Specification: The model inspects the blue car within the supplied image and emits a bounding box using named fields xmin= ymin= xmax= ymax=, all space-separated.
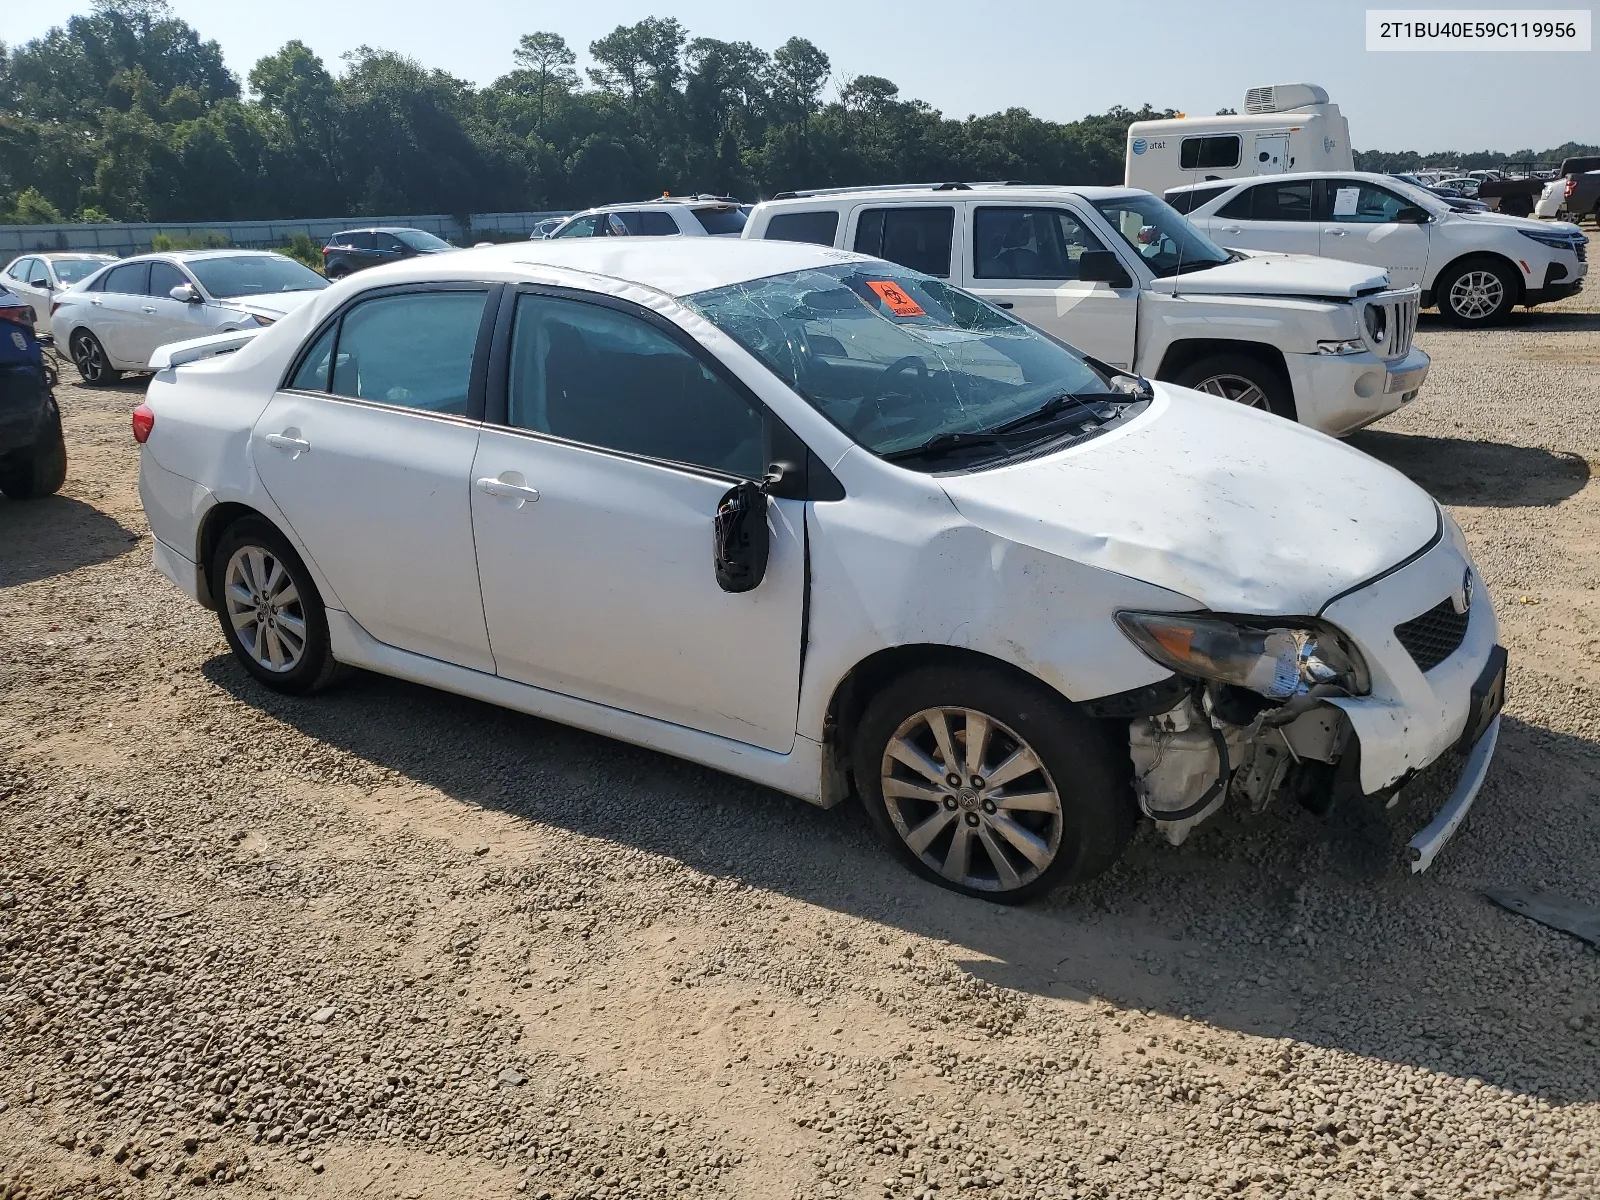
xmin=0 ymin=288 xmax=66 ymax=499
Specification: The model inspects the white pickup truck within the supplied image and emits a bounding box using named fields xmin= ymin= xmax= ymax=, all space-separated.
xmin=743 ymin=183 xmax=1429 ymax=437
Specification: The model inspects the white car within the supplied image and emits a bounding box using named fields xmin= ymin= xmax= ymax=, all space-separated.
xmin=745 ymin=183 xmax=1429 ymax=438
xmin=134 ymin=239 xmax=1504 ymax=899
xmin=549 ymin=195 xmax=750 ymax=239
xmin=1168 ymin=171 xmax=1588 ymax=326
xmin=53 ymin=250 xmax=329 ymax=385
xmin=2 ymin=252 xmax=117 ymax=335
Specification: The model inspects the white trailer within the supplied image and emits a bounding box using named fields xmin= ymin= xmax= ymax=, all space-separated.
xmin=1125 ymin=84 xmax=1353 ymax=197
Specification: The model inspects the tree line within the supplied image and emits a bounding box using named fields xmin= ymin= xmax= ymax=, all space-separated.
xmin=2 ymin=1 xmax=1593 ymax=227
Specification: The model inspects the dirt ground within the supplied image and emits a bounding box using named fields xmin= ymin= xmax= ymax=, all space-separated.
xmin=1 ymin=293 xmax=1597 ymax=1200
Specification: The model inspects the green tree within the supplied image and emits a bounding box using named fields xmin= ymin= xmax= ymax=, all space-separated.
xmin=511 ymin=32 xmax=577 ymax=130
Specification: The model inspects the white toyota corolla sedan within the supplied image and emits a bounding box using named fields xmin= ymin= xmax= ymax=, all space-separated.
xmin=134 ymin=239 xmax=1505 ymax=901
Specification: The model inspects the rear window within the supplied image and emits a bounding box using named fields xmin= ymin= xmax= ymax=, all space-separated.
xmin=1164 ymin=185 xmax=1230 ymax=214
xmin=762 ymin=210 xmax=841 ymax=246
xmin=1179 ymin=135 xmax=1241 ymax=171
xmin=853 ymin=207 xmax=955 ymax=278
xmin=692 ymin=206 xmax=748 ymax=236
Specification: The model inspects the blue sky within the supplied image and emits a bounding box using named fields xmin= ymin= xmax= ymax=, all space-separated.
xmin=3 ymin=0 xmax=1593 ymax=151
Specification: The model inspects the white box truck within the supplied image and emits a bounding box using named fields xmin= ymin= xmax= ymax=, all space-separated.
xmin=1126 ymin=84 xmax=1353 ymax=197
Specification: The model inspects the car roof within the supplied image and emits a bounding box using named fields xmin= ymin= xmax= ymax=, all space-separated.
xmin=754 ymin=184 xmax=1149 ymax=208
xmin=1166 ymin=170 xmax=1399 ymax=194
xmin=332 ymin=226 xmax=432 ymax=235
xmin=108 ymin=249 xmax=286 ymax=264
xmin=570 ymin=197 xmax=739 ymax=215
xmin=31 ymin=252 xmax=116 ymax=260
xmin=342 ymin=237 xmax=877 ymax=300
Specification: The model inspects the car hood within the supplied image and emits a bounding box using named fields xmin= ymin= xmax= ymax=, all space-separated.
xmin=1147 ymin=253 xmax=1391 ymax=298
xmin=1452 ymin=211 xmax=1584 ymax=236
xmin=937 ymin=383 xmax=1439 ymax=616
xmin=218 ymin=291 xmax=325 ymax=321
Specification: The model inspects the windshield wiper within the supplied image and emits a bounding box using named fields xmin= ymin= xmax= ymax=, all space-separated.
xmin=990 ymin=391 xmax=1119 ymax=436
xmin=882 ymin=430 xmax=1005 ymax=463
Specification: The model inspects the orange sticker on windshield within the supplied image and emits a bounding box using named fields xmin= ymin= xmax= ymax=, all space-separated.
xmin=867 ymin=280 xmax=925 ymax=316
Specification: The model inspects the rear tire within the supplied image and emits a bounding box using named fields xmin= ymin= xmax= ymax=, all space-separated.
xmin=0 ymin=400 xmax=67 ymax=500
xmin=69 ymin=329 xmax=122 ymax=386
xmin=1171 ymin=353 xmax=1297 ymax=422
xmin=852 ymin=664 xmax=1133 ymax=903
xmin=1435 ymin=257 xmax=1518 ymax=327
xmin=209 ymin=517 xmax=343 ymax=694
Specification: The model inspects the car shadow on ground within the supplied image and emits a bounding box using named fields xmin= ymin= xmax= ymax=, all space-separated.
xmin=204 ymin=655 xmax=1600 ymax=1106
xmin=1349 ymin=429 xmax=1590 ymax=507
xmin=0 ymin=493 xmax=139 ymax=586
xmin=1417 ymin=309 xmax=1600 ymax=333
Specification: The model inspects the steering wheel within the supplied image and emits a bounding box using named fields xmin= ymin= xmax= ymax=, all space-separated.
xmin=882 ymin=356 xmax=929 ymax=384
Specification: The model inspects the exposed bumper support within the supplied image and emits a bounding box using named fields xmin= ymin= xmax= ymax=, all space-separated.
xmin=1407 ymin=714 xmax=1500 ymax=874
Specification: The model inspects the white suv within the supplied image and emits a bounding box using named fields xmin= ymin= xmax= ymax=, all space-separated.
xmin=744 ymin=183 xmax=1429 ymax=437
xmin=549 ymin=195 xmax=750 ymax=239
xmin=1168 ymin=171 xmax=1588 ymax=326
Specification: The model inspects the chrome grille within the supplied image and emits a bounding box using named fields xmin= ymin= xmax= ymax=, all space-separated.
xmin=1360 ymin=288 xmax=1419 ymax=359
xmin=1394 ymin=598 xmax=1469 ymax=673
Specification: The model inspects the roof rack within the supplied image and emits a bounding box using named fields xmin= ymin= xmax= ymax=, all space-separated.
xmin=644 ymin=193 xmax=743 ymax=205
xmin=768 ymin=181 xmax=1027 ymax=201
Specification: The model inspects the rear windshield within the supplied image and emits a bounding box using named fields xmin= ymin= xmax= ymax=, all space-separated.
xmin=189 ymin=255 xmax=329 ymax=299
xmin=394 ymin=229 xmax=453 ymax=251
xmin=54 ymin=258 xmax=110 ymax=284
xmin=692 ymin=206 xmax=748 ymax=236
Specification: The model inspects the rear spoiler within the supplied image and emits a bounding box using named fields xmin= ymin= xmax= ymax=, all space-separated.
xmin=149 ymin=328 xmax=261 ymax=371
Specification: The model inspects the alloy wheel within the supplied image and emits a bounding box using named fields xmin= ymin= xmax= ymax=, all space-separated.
xmin=72 ymin=332 xmax=106 ymax=384
xmin=1191 ymin=373 xmax=1270 ymax=409
xmin=224 ymin=545 xmax=307 ymax=673
xmin=879 ymin=707 xmax=1063 ymax=893
xmin=1447 ymin=270 xmax=1505 ymax=321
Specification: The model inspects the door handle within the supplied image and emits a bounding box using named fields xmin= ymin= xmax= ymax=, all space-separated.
xmin=141 ymin=306 xmax=157 ymax=314
xmin=1218 ymin=226 xmax=1242 ymax=234
xmin=264 ymin=432 xmax=311 ymax=455
xmin=994 ymin=301 xmax=1015 ymax=309
xmin=90 ymin=298 xmax=103 ymax=306
xmin=476 ymin=476 xmax=540 ymax=504
xmin=1325 ymin=228 xmax=1348 ymax=237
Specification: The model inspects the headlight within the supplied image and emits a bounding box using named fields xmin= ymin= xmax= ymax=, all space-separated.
xmin=1115 ymin=611 xmax=1370 ymax=700
xmin=1316 ymin=338 xmax=1365 ymax=355
xmin=1517 ymin=228 xmax=1579 ymax=252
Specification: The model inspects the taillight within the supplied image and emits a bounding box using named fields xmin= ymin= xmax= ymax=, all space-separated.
xmin=1565 ymin=178 xmax=1577 ymax=198
xmin=132 ymin=404 xmax=155 ymax=444
xmin=0 ymin=304 xmax=34 ymax=332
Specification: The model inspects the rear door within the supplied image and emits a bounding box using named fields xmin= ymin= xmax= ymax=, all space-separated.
xmin=1203 ymin=180 xmax=1320 ymax=256
xmin=251 ymin=284 xmax=498 ymax=671
xmin=961 ymin=203 xmax=1137 ymax=367
xmin=1318 ymin=178 xmax=1431 ymax=288
xmin=90 ymin=261 xmax=151 ymax=365
xmin=1251 ymin=134 xmax=1290 ymax=174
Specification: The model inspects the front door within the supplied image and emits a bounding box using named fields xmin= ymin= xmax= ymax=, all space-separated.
xmin=962 ymin=204 xmax=1138 ymax=368
xmin=1318 ymin=179 xmax=1432 ymax=289
xmin=1252 ymin=134 xmax=1289 ymax=174
xmin=470 ymin=291 xmax=804 ymax=751
xmin=251 ymin=286 xmax=497 ymax=671
xmin=133 ymin=261 xmax=215 ymax=364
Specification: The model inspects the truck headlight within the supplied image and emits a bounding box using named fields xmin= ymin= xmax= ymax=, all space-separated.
xmin=1316 ymin=338 xmax=1365 ymax=355
xmin=1115 ymin=611 xmax=1370 ymax=700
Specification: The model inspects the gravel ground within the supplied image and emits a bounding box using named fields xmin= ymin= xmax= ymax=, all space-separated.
xmin=1 ymin=294 xmax=1597 ymax=1200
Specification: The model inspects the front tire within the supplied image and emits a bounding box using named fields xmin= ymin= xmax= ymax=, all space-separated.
xmin=1435 ymin=258 xmax=1518 ymax=327
xmin=210 ymin=517 xmax=342 ymax=694
xmin=852 ymin=665 xmax=1133 ymax=903
xmin=0 ymin=400 xmax=67 ymax=500
xmin=69 ymin=329 xmax=122 ymax=386
xmin=1170 ymin=353 xmax=1297 ymax=421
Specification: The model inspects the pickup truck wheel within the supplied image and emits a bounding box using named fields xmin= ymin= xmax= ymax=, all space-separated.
xmin=852 ymin=665 xmax=1132 ymax=903
xmin=69 ymin=330 xmax=122 ymax=386
xmin=210 ymin=517 xmax=343 ymax=694
xmin=0 ymin=401 xmax=67 ymax=500
xmin=1171 ymin=354 xmax=1297 ymax=421
xmin=1436 ymin=258 xmax=1517 ymax=327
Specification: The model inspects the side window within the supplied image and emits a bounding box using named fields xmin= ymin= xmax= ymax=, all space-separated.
xmin=1220 ymin=183 xmax=1312 ymax=221
xmin=31 ymin=260 xmax=54 ymax=287
xmin=1179 ymin=135 xmax=1241 ymax=171
xmin=290 ymin=324 xmax=336 ymax=392
xmin=972 ymin=207 xmax=1109 ymax=280
xmin=853 ymin=207 xmax=955 ymax=277
xmin=372 ymin=233 xmax=404 ymax=253
xmin=8 ymin=257 xmax=35 ymax=282
xmin=103 ymin=262 xmax=150 ymax=294
xmin=763 ymin=210 xmax=840 ymax=246
xmin=554 ymin=215 xmax=603 ymax=238
xmin=1164 ymin=185 xmax=1229 ymax=214
xmin=608 ymin=211 xmax=678 ymax=235
xmin=148 ymin=262 xmax=188 ymax=297
xmin=506 ymin=294 xmax=767 ymax=479
xmin=1327 ymin=182 xmax=1410 ymax=223
xmin=329 ymin=290 xmax=488 ymax=415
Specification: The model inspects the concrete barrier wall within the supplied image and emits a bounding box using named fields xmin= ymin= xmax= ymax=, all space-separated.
xmin=0 ymin=211 xmax=574 ymax=257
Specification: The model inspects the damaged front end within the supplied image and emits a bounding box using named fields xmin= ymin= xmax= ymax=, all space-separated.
xmin=1115 ymin=611 xmax=1365 ymax=844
